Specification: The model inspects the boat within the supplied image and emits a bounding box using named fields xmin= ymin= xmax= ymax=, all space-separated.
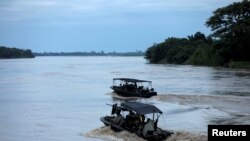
xmin=100 ymin=102 xmax=173 ymax=141
xmin=110 ymin=78 xmax=157 ymax=98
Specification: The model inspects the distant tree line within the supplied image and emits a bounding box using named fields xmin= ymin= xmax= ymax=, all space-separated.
xmin=145 ymin=0 xmax=250 ymax=68
xmin=34 ymin=50 xmax=145 ymax=57
xmin=0 ymin=46 xmax=34 ymax=59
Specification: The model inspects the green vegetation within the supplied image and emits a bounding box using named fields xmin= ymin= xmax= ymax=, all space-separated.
xmin=0 ymin=46 xmax=34 ymax=59
xmin=145 ymin=0 xmax=250 ymax=69
xmin=34 ymin=50 xmax=144 ymax=56
xmin=228 ymin=61 xmax=250 ymax=69
xmin=145 ymin=32 xmax=220 ymax=65
xmin=206 ymin=0 xmax=250 ymax=62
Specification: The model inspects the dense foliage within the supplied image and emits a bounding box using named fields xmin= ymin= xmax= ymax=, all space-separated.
xmin=144 ymin=32 xmax=222 ymax=65
xmin=0 ymin=46 xmax=34 ymax=59
xmin=145 ymin=0 xmax=250 ymax=68
xmin=206 ymin=0 xmax=250 ymax=62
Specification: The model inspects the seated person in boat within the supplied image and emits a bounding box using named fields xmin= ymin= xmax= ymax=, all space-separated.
xmin=114 ymin=109 xmax=125 ymax=126
xmin=143 ymin=118 xmax=155 ymax=136
xmin=126 ymin=111 xmax=145 ymax=129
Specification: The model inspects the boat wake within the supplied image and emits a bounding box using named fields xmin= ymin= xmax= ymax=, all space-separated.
xmin=91 ymin=94 xmax=250 ymax=140
xmin=107 ymin=92 xmax=141 ymax=100
xmin=85 ymin=126 xmax=144 ymax=141
xmin=154 ymin=94 xmax=250 ymax=126
xmin=84 ymin=126 xmax=207 ymax=141
xmin=153 ymin=94 xmax=250 ymax=116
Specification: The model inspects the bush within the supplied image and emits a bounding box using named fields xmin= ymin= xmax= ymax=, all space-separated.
xmin=228 ymin=61 xmax=250 ymax=69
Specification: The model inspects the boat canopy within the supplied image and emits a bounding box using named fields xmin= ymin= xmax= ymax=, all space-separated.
xmin=121 ymin=102 xmax=162 ymax=115
xmin=113 ymin=78 xmax=151 ymax=83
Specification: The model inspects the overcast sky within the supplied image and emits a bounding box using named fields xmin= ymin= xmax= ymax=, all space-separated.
xmin=0 ymin=0 xmax=241 ymax=52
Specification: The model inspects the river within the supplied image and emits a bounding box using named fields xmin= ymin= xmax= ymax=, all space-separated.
xmin=0 ymin=56 xmax=249 ymax=141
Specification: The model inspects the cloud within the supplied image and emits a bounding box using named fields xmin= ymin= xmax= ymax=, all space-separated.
xmin=0 ymin=0 xmax=241 ymax=52
xmin=0 ymin=0 xmax=241 ymax=24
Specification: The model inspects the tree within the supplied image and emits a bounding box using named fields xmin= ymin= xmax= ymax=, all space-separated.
xmin=144 ymin=34 xmax=212 ymax=64
xmin=206 ymin=0 xmax=250 ymax=61
xmin=188 ymin=32 xmax=206 ymax=41
xmin=0 ymin=46 xmax=34 ymax=58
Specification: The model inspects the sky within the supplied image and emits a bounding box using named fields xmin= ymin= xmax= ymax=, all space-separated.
xmin=0 ymin=0 xmax=241 ymax=52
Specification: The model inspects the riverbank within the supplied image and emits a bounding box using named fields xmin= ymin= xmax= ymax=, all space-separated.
xmin=0 ymin=46 xmax=34 ymax=59
xmin=228 ymin=61 xmax=250 ymax=69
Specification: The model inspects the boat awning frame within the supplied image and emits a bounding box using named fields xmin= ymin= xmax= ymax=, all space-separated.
xmin=121 ymin=102 xmax=162 ymax=115
xmin=113 ymin=78 xmax=151 ymax=83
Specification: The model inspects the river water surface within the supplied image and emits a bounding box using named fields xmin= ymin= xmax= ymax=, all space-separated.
xmin=0 ymin=56 xmax=250 ymax=141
